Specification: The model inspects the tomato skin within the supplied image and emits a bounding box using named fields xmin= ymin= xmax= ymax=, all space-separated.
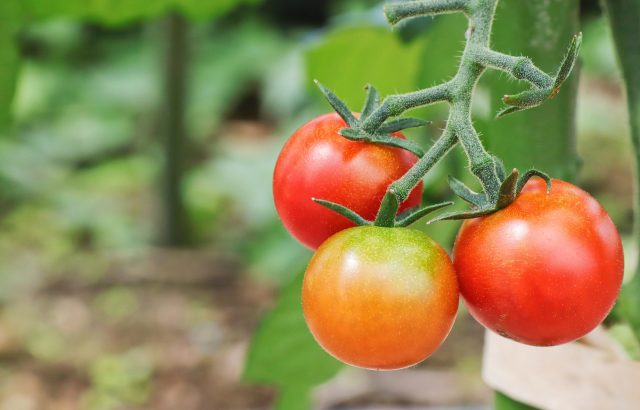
xmin=302 ymin=226 xmax=459 ymax=370
xmin=453 ymin=178 xmax=624 ymax=346
xmin=273 ymin=113 xmax=423 ymax=249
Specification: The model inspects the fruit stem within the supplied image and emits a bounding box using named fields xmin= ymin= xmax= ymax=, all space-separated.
xmin=369 ymin=0 xmax=580 ymax=225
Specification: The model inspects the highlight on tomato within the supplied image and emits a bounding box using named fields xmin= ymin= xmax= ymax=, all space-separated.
xmin=302 ymin=226 xmax=459 ymax=370
xmin=453 ymin=178 xmax=624 ymax=346
xmin=273 ymin=112 xmax=423 ymax=249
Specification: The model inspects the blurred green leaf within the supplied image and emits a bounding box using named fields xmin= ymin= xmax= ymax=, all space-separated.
xmin=94 ymin=287 xmax=139 ymax=320
xmin=495 ymin=391 xmax=540 ymax=410
xmin=580 ymin=16 xmax=618 ymax=78
xmin=86 ymin=349 xmax=153 ymax=408
xmin=414 ymin=14 xmax=467 ymax=89
xmin=0 ymin=0 xmax=264 ymax=131
xmin=306 ymin=25 xmax=424 ymax=110
xmin=188 ymin=20 xmax=288 ymax=137
xmin=0 ymin=2 xmax=21 ymax=131
xmin=608 ymin=323 xmax=640 ymax=360
xmin=244 ymin=272 xmax=343 ymax=409
xmin=22 ymin=0 xmax=262 ymax=25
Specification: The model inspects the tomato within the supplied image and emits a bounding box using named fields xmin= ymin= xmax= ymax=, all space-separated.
xmin=453 ymin=178 xmax=624 ymax=346
xmin=273 ymin=113 xmax=423 ymax=249
xmin=302 ymin=226 xmax=459 ymax=370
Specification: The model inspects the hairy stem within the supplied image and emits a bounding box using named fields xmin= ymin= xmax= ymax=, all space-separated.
xmin=374 ymin=0 xmax=502 ymax=222
xmin=385 ymin=0 xmax=470 ymax=25
xmin=469 ymin=48 xmax=554 ymax=89
xmin=388 ymin=129 xmax=458 ymax=203
xmin=360 ymin=82 xmax=451 ymax=133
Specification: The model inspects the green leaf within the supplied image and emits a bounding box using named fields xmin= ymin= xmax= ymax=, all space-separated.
xmin=0 ymin=2 xmax=21 ymax=131
xmin=495 ymin=391 xmax=540 ymax=410
xmin=378 ymin=117 xmax=430 ymax=134
xmin=448 ymin=175 xmax=486 ymax=207
xmin=306 ymin=26 xmax=424 ymax=110
xmin=0 ymin=0 xmax=264 ymax=132
xmin=339 ymin=128 xmax=425 ymax=157
xmin=314 ymin=80 xmax=358 ymax=127
xmin=360 ymin=84 xmax=379 ymax=119
xmin=274 ymin=387 xmax=312 ymax=410
xmin=21 ymin=0 xmax=262 ymax=25
xmin=394 ymin=201 xmax=453 ymax=227
xmin=602 ymin=0 xmax=640 ymax=341
xmin=244 ymin=273 xmax=343 ymax=407
xmin=312 ymin=198 xmax=370 ymax=226
xmin=554 ymin=33 xmax=582 ymax=89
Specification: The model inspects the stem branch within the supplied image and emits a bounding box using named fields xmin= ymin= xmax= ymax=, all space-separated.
xmin=361 ymin=82 xmax=451 ymax=133
xmin=325 ymin=0 xmax=578 ymax=225
xmin=469 ymin=48 xmax=554 ymax=89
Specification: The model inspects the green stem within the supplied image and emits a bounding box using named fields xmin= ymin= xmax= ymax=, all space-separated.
xmin=388 ymin=128 xmax=458 ymax=203
xmin=469 ymin=48 xmax=554 ymax=89
xmin=385 ymin=0 xmax=470 ymax=25
xmin=324 ymin=0 xmax=578 ymax=225
xmin=374 ymin=0 xmax=502 ymax=222
xmin=360 ymin=82 xmax=451 ymax=133
xmin=160 ymin=13 xmax=189 ymax=246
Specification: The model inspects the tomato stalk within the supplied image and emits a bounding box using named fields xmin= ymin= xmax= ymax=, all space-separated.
xmin=315 ymin=0 xmax=581 ymax=227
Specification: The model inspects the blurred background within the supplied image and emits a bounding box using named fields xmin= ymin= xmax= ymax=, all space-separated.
xmin=0 ymin=0 xmax=635 ymax=409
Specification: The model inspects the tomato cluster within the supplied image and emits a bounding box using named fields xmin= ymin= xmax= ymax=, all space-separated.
xmin=273 ymin=114 xmax=624 ymax=370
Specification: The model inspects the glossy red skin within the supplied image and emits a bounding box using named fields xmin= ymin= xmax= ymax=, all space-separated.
xmin=303 ymin=226 xmax=459 ymax=370
xmin=273 ymin=113 xmax=423 ymax=249
xmin=453 ymin=178 xmax=624 ymax=346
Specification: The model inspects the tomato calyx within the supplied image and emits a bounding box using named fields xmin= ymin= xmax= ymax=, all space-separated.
xmin=429 ymin=167 xmax=552 ymax=223
xmin=314 ymin=80 xmax=429 ymax=157
xmin=313 ymin=197 xmax=452 ymax=228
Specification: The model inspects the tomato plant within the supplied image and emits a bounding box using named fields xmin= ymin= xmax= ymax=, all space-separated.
xmin=453 ymin=178 xmax=624 ymax=346
xmin=302 ymin=226 xmax=459 ymax=370
xmin=273 ymin=112 xmax=423 ymax=249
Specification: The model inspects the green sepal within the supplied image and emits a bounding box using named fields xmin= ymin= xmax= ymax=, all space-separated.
xmin=312 ymin=198 xmax=371 ymax=226
xmin=314 ymin=80 xmax=358 ymax=127
xmin=554 ymin=33 xmax=582 ymax=90
xmin=374 ymin=190 xmax=400 ymax=227
xmin=361 ymin=84 xmax=379 ymax=119
xmin=496 ymin=168 xmax=519 ymax=209
xmin=339 ymin=128 xmax=425 ymax=157
xmin=448 ymin=176 xmax=487 ymax=207
xmin=395 ymin=201 xmax=453 ymax=227
xmin=427 ymin=206 xmax=496 ymax=223
xmin=502 ymin=87 xmax=551 ymax=108
xmin=378 ymin=117 xmax=430 ymax=134
xmin=516 ymin=169 xmax=552 ymax=194
xmin=496 ymin=105 xmax=528 ymax=118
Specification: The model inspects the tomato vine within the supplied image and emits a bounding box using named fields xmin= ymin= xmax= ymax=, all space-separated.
xmin=314 ymin=0 xmax=581 ymax=226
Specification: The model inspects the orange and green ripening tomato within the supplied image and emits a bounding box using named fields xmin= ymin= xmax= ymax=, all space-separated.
xmin=302 ymin=226 xmax=459 ymax=370
xmin=273 ymin=112 xmax=423 ymax=250
xmin=453 ymin=178 xmax=624 ymax=346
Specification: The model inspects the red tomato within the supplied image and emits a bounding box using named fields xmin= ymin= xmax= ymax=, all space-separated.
xmin=303 ymin=226 xmax=459 ymax=370
xmin=453 ymin=178 xmax=624 ymax=346
xmin=273 ymin=113 xmax=423 ymax=249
